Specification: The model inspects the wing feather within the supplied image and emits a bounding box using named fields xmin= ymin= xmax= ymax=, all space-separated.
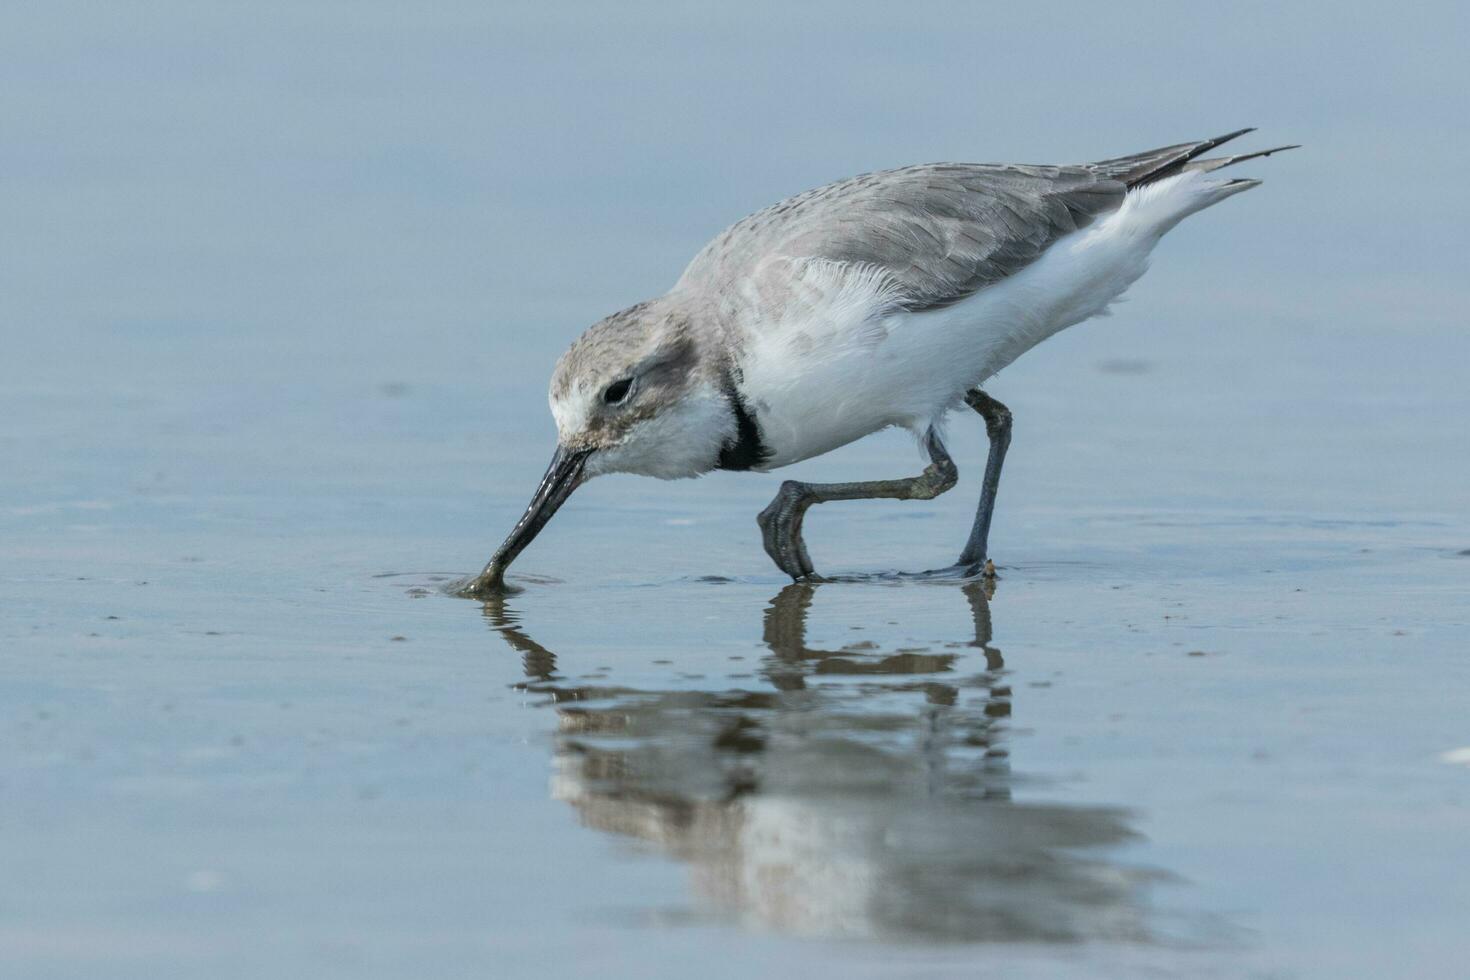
xmin=677 ymin=132 xmax=1265 ymax=315
xmin=679 ymin=163 xmax=1125 ymax=313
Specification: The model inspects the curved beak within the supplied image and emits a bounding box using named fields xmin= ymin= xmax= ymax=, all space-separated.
xmin=457 ymin=445 xmax=592 ymax=597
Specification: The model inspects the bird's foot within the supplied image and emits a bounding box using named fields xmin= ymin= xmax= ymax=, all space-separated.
xmin=917 ymin=558 xmax=998 ymax=580
xmin=757 ymin=481 xmax=818 ymax=581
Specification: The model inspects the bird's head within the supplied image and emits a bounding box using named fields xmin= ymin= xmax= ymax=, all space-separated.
xmin=464 ymin=298 xmax=734 ymax=594
xmin=548 ymin=299 xmax=730 ymax=480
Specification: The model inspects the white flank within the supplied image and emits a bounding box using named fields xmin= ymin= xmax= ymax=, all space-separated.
xmin=741 ymin=171 xmax=1254 ymax=469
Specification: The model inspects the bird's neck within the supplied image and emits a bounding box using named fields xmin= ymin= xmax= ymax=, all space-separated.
xmin=716 ymin=372 xmax=770 ymax=471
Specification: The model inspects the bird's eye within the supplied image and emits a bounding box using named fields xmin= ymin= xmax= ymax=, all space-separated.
xmin=602 ymin=378 xmax=634 ymax=405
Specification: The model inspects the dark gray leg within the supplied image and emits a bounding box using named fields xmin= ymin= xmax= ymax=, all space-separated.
xmin=957 ymin=389 xmax=1012 ymax=572
xmin=757 ymin=428 xmax=958 ymax=581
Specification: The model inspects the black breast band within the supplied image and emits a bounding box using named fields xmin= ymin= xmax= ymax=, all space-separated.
xmin=717 ymin=379 xmax=770 ymax=471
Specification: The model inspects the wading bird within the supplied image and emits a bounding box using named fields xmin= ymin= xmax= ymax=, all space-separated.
xmin=459 ymin=129 xmax=1294 ymax=595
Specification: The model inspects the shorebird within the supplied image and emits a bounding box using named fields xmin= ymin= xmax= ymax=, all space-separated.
xmin=459 ymin=129 xmax=1294 ymax=595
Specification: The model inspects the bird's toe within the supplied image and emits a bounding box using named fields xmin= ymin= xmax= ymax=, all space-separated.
xmin=756 ymin=499 xmax=817 ymax=581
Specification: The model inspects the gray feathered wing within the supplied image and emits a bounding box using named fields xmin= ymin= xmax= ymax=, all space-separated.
xmin=678 ymin=130 xmax=1278 ymax=314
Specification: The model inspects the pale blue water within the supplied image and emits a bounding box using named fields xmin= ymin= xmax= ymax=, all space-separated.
xmin=4 ymin=3 xmax=1469 ymax=978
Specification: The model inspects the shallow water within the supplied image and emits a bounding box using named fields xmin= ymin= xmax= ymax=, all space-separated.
xmin=6 ymin=315 xmax=1467 ymax=977
xmin=5 ymin=3 xmax=1470 ymax=977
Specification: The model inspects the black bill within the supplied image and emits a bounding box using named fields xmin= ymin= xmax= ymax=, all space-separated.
xmin=456 ymin=445 xmax=591 ymax=597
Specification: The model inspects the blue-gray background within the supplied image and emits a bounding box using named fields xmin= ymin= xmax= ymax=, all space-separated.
xmin=5 ymin=1 xmax=1466 ymax=490
xmin=3 ymin=3 xmax=1467 ymax=978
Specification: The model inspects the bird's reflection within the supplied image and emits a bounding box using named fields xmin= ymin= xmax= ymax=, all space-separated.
xmin=482 ymin=583 xmax=1163 ymax=943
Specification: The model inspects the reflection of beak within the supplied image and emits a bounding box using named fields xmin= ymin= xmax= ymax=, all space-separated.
xmin=457 ymin=445 xmax=591 ymax=597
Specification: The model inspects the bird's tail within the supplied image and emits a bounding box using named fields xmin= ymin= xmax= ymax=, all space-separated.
xmin=1184 ymin=143 xmax=1300 ymax=176
xmin=1091 ymin=129 xmax=1299 ymax=189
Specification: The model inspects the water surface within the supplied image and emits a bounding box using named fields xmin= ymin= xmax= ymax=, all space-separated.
xmin=4 ymin=3 xmax=1469 ymax=977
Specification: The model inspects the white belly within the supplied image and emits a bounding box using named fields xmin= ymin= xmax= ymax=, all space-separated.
xmin=741 ymin=172 xmax=1234 ymax=469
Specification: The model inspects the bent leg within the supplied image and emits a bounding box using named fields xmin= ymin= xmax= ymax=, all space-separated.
xmin=757 ymin=428 xmax=958 ymax=581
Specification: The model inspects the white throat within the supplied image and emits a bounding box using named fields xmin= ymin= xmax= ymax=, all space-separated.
xmin=583 ymin=379 xmax=732 ymax=481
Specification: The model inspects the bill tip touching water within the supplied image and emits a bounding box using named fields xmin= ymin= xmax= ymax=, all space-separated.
xmin=457 ymin=129 xmax=1297 ymax=597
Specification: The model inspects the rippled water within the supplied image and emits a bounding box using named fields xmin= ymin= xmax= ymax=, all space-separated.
xmin=5 ymin=3 xmax=1470 ymax=977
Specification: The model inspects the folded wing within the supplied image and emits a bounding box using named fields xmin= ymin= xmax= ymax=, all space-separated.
xmin=678 ymin=130 xmax=1283 ymax=315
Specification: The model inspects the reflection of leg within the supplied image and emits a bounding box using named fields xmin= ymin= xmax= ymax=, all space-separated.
xmin=757 ymin=428 xmax=959 ymax=580
xmin=762 ymin=583 xmax=817 ymax=655
xmin=761 ymin=583 xmax=817 ymax=690
xmin=962 ymin=581 xmax=1002 ymax=671
xmin=961 ymin=580 xmax=1010 ymax=799
xmin=762 ymin=580 xmax=965 ymax=686
xmin=957 ymin=389 xmax=1013 ymax=573
xmin=916 ymin=584 xmax=1000 ymax=797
